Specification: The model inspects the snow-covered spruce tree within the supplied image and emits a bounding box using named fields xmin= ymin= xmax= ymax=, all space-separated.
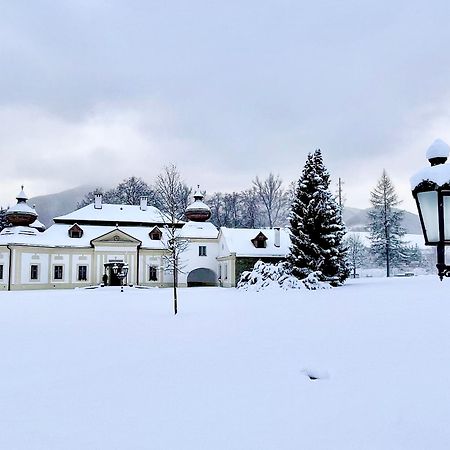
xmin=368 ymin=170 xmax=406 ymax=277
xmin=0 ymin=207 xmax=9 ymax=232
xmin=288 ymin=149 xmax=349 ymax=285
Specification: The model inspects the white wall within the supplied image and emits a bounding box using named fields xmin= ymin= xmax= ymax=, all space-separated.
xmin=71 ymin=254 xmax=92 ymax=284
xmin=180 ymin=239 xmax=219 ymax=285
xmin=21 ymin=252 xmax=49 ymax=284
xmin=0 ymin=251 xmax=8 ymax=288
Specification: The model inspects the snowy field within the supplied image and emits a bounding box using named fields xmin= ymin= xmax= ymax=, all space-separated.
xmin=1 ymin=277 xmax=450 ymax=450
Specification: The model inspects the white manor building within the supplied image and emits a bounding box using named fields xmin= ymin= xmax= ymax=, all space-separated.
xmin=0 ymin=187 xmax=290 ymax=290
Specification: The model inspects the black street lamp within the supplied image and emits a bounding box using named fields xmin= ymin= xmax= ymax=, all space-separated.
xmin=112 ymin=263 xmax=129 ymax=292
xmin=411 ymin=139 xmax=450 ymax=280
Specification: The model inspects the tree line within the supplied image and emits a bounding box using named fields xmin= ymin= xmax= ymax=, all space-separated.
xmin=78 ymin=170 xmax=295 ymax=228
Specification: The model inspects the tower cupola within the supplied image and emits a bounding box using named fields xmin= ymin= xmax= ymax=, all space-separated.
xmin=185 ymin=186 xmax=211 ymax=222
xmin=5 ymin=186 xmax=38 ymax=226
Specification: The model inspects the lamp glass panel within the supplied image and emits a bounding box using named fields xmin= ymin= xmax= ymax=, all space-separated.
xmin=417 ymin=191 xmax=439 ymax=243
xmin=444 ymin=195 xmax=450 ymax=241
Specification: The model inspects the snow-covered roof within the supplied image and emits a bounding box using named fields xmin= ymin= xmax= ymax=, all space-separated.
xmin=6 ymin=201 xmax=37 ymax=216
xmin=185 ymin=200 xmax=210 ymax=212
xmin=0 ymin=226 xmax=41 ymax=244
xmin=410 ymin=163 xmax=450 ymax=190
xmin=219 ymin=227 xmax=290 ymax=257
xmin=16 ymin=188 xmax=28 ymax=201
xmin=179 ymin=221 xmax=218 ymax=239
xmin=54 ymin=203 xmax=177 ymax=225
xmin=0 ymin=223 xmax=173 ymax=249
xmin=30 ymin=218 xmax=46 ymax=231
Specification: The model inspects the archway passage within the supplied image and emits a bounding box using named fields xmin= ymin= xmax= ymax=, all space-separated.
xmin=187 ymin=268 xmax=217 ymax=287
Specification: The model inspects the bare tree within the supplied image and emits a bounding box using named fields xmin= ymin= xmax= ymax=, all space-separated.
xmin=209 ymin=193 xmax=224 ymax=227
xmin=240 ymin=188 xmax=261 ymax=228
xmin=155 ymin=164 xmax=189 ymax=315
xmin=223 ymin=193 xmax=241 ymax=227
xmin=253 ymin=173 xmax=285 ymax=227
xmin=77 ymin=176 xmax=155 ymax=208
xmin=115 ymin=176 xmax=155 ymax=205
xmin=77 ymin=187 xmax=120 ymax=208
xmin=345 ymin=233 xmax=367 ymax=278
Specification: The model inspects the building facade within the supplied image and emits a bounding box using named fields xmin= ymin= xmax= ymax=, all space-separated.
xmin=0 ymin=188 xmax=289 ymax=290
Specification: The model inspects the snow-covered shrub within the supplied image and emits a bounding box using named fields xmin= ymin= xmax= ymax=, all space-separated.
xmin=237 ymin=260 xmax=331 ymax=291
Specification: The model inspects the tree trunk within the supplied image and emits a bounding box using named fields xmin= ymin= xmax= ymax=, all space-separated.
xmin=173 ymin=259 xmax=178 ymax=315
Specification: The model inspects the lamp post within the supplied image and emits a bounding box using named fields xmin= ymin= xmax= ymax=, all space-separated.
xmin=411 ymin=139 xmax=450 ymax=280
xmin=112 ymin=263 xmax=129 ymax=292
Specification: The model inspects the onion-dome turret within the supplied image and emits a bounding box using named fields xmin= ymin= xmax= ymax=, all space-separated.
xmin=6 ymin=186 xmax=38 ymax=226
xmin=185 ymin=186 xmax=211 ymax=222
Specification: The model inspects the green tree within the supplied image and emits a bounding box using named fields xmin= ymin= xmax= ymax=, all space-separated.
xmin=368 ymin=170 xmax=406 ymax=277
xmin=288 ymin=149 xmax=348 ymax=284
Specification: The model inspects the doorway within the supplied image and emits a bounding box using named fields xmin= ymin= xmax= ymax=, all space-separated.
xmin=104 ymin=262 xmax=124 ymax=286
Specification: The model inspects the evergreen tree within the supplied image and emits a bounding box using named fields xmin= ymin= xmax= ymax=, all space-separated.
xmin=0 ymin=207 xmax=9 ymax=232
xmin=368 ymin=170 xmax=406 ymax=277
xmin=288 ymin=149 xmax=348 ymax=284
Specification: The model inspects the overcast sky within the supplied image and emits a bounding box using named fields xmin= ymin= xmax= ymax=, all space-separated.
xmin=1 ymin=0 xmax=450 ymax=212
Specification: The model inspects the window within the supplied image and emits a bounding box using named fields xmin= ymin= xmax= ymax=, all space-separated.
xmin=251 ymin=232 xmax=267 ymax=249
xmin=149 ymin=227 xmax=162 ymax=240
xmin=149 ymin=266 xmax=158 ymax=281
xmin=30 ymin=264 xmax=39 ymax=280
xmin=0 ymin=264 xmax=3 ymax=280
xmin=68 ymin=224 xmax=83 ymax=238
xmin=199 ymin=246 xmax=207 ymax=256
xmin=53 ymin=265 xmax=63 ymax=280
xmin=78 ymin=265 xmax=88 ymax=281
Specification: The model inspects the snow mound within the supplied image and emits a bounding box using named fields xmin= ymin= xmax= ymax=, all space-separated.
xmin=237 ymin=260 xmax=332 ymax=291
xmin=302 ymin=368 xmax=330 ymax=380
xmin=426 ymin=138 xmax=450 ymax=160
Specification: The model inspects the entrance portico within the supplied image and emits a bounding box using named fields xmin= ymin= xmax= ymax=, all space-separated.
xmin=91 ymin=229 xmax=142 ymax=285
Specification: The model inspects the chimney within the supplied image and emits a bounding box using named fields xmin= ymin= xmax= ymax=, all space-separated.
xmin=94 ymin=193 xmax=102 ymax=209
xmin=274 ymin=227 xmax=281 ymax=248
xmin=140 ymin=196 xmax=148 ymax=211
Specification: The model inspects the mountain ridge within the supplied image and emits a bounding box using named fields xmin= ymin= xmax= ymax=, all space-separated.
xmin=23 ymin=186 xmax=422 ymax=234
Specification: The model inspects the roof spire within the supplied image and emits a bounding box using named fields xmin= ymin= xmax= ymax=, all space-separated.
xmin=16 ymin=186 xmax=28 ymax=202
xmin=193 ymin=185 xmax=203 ymax=201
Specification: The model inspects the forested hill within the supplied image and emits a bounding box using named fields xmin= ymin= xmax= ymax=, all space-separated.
xmin=24 ymin=185 xmax=421 ymax=234
xmin=343 ymin=207 xmax=422 ymax=234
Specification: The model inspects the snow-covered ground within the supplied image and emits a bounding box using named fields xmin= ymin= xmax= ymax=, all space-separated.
xmin=1 ymin=277 xmax=449 ymax=450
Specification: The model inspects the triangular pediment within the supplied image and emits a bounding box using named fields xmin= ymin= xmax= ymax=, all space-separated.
xmin=91 ymin=229 xmax=142 ymax=246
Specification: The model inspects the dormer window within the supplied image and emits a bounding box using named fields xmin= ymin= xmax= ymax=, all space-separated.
xmin=251 ymin=232 xmax=267 ymax=249
xmin=68 ymin=224 xmax=84 ymax=238
xmin=149 ymin=226 xmax=162 ymax=240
